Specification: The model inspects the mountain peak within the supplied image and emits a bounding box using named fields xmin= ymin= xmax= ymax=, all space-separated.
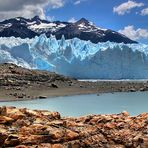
xmin=31 ymin=16 xmax=41 ymax=21
xmin=76 ymin=18 xmax=90 ymax=25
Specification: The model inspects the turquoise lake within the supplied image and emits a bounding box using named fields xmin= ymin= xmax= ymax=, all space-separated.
xmin=0 ymin=92 xmax=148 ymax=117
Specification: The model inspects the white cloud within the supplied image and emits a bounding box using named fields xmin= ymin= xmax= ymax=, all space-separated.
xmin=48 ymin=0 xmax=65 ymax=9
xmin=74 ymin=0 xmax=87 ymax=5
xmin=119 ymin=25 xmax=148 ymax=40
xmin=113 ymin=0 xmax=144 ymax=15
xmin=74 ymin=0 xmax=81 ymax=5
xmin=0 ymin=0 xmax=65 ymax=21
xmin=68 ymin=17 xmax=77 ymax=23
xmin=141 ymin=7 xmax=148 ymax=16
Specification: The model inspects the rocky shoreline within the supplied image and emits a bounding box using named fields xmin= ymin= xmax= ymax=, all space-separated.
xmin=1 ymin=63 xmax=148 ymax=101
xmin=0 ymin=106 xmax=147 ymax=147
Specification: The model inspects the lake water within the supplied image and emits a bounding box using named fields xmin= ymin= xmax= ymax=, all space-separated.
xmin=0 ymin=92 xmax=148 ymax=117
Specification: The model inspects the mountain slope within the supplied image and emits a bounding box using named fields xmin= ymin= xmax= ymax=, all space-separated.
xmin=0 ymin=16 xmax=137 ymax=44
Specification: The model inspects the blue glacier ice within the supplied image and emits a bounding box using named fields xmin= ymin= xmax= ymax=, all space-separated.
xmin=0 ymin=34 xmax=148 ymax=79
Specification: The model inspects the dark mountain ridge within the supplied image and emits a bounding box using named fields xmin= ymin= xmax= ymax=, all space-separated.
xmin=0 ymin=16 xmax=137 ymax=44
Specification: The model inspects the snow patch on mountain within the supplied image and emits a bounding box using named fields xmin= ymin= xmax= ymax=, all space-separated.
xmin=29 ymin=22 xmax=66 ymax=33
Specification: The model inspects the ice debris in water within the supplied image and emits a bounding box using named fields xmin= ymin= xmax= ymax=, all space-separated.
xmin=0 ymin=34 xmax=148 ymax=79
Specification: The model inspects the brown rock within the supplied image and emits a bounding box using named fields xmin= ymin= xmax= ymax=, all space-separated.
xmin=121 ymin=111 xmax=130 ymax=117
xmin=20 ymin=135 xmax=51 ymax=145
xmin=0 ymin=116 xmax=14 ymax=124
xmin=15 ymin=145 xmax=29 ymax=148
xmin=50 ymin=129 xmax=64 ymax=141
xmin=0 ymin=106 xmax=147 ymax=148
xmin=39 ymin=96 xmax=47 ymax=99
xmin=0 ymin=132 xmax=8 ymax=146
xmin=141 ymin=137 xmax=148 ymax=148
xmin=4 ymin=134 xmax=20 ymax=147
xmin=65 ymin=130 xmax=79 ymax=141
xmin=51 ymin=83 xmax=58 ymax=88
xmin=51 ymin=144 xmax=63 ymax=148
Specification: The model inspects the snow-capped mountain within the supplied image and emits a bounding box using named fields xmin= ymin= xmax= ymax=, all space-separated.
xmin=0 ymin=35 xmax=147 ymax=79
xmin=0 ymin=16 xmax=137 ymax=44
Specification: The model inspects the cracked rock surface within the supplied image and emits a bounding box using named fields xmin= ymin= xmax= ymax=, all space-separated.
xmin=0 ymin=106 xmax=147 ymax=148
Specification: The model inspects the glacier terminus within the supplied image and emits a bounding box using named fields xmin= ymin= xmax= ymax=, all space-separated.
xmin=0 ymin=34 xmax=148 ymax=79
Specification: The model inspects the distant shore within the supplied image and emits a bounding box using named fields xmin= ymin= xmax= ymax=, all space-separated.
xmin=0 ymin=87 xmax=99 ymax=102
xmin=1 ymin=80 xmax=148 ymax=102
xmin=1 ymin=63 xmax=148 ymax=102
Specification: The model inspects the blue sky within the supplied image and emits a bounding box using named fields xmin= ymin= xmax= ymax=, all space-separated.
xmin=46 ymin=0 xmax=148 ymax=44
xmin=0 ymin=0 xmax=147 ymax=43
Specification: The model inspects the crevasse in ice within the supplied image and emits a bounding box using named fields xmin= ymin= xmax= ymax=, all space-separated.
xmin=0 ymin=34 xmax=148 ymax=79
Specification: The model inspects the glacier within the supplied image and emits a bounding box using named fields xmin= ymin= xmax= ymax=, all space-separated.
xmin=0 ymin=34 xmax=148 ymax=79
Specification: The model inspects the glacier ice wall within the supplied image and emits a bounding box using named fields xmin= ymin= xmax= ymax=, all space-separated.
xmin=0 ymin=34 xmax=148 ymax=79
